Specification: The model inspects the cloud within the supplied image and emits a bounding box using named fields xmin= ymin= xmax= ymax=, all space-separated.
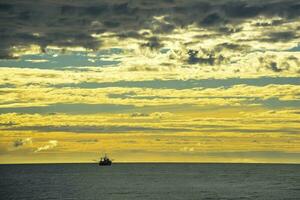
xmin=200 ymin=13 xmax=225 ymax=27
xmin=258 ymin=54 xmax=300 ymax=73
xmin=180 ymin=147 xmax=194 ymax=152
xmin=13 ymin=138 xmax=32 ymax=148
xmin=1 ymin=0 xmax=300 ymax=164
xmin=262 ymin=31 xmax=298 ymax=42
xmin=25 ymin=59 xmax=49 ymax=63
xmin=130 ymin=112 xmax=150 ymax=117
xmin=35 ymin=140 xmax=58 ymax=152
xmin=141 ymin=37 xmax=163 ymax=50
xmin=206 ymin=151 xmax=300 ymax=160
xmin=1 ymin=84 xmax=300 ymax=113
xmin=186 ymin=49 xmax=224 ymax=65
xmin=5 ymin=125 xmax=191 ymax=133
xmin=76 ymin=139 xmax=98 ymax=143
xmin=1 ymin=0 xmax=299 ymax=60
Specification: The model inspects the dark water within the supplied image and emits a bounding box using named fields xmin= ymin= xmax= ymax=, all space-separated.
xmin=0 ymin=163 xmax=299 ymax=200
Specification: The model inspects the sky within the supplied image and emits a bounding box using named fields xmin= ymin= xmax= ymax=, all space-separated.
xmin=0 ymin=0 xmax=299 ymax=164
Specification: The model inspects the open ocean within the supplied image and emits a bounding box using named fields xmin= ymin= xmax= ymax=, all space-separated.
xmin=0 ymin=163 xmax=299 ymax=200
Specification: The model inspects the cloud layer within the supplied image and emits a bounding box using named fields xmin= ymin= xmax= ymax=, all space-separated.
xmin=0 ymin=0 xmax=300 ymax=163
xmin=1 ymin=0 xmax=299 ymax=55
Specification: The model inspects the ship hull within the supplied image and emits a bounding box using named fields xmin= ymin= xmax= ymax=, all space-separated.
xmin=98 ymin=154 xmax=112 ymax=166
xmin=99 ymin=161 xmax=112 ymax=166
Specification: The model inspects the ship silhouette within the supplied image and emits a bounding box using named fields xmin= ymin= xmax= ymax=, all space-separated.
xmin=99 ymin=154 xmax=112 ymax=166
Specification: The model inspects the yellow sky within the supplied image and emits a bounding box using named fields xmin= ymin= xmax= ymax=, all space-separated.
xmin=0 ymin=0 xmax=300 ymax=164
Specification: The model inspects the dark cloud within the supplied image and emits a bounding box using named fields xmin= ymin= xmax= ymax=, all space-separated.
xmin=218 ymin=26 xmax=243 ymax=34
xmin=187 ymin=49 xmax=215 ymax=65
xmin=141 ymin=37 xmax=163 ymax=50
xmin=185 ymin=42 xmax=251 ymax=66
xmin=263 ymin=31 xmax=297 ymax=42
xmin=0 ymin=0 xmax=299 ymax=59
xmin=0 ymin=103 xmax=135 ymax=114
xmin=4 ymin=125 xmax=191 ymax=133
xmin=117 ymin=31 xmax=142 ymax=39
xmin=215 ymin=43 xmax=250 ymax=52
xmin=107 ymin=91 xmax=137 ymax=98
xmin=186 ymin=47 xmax=229 ymax=66
xmin=201 ymin=127 xmax=300 ymax=134
xmin=13 ymin=139 xmax=24 ymax=147
xmin=206 ymin=151 xmax=300 ymax=159
xmin=12 ymin=138 xmax=31 ymax=148
xmin=258 ymin=55 xmax=299 ymax=73
xmin=200 ymin=13 xmax=225 ymax=27
xmin=130 ymin=112 xmax=150 ymax=117
xmin=76 ymin=139 xmax=98 ymax=143
xmin=53 ymin=77 xmax=300 ymax=89
xmin=121 ymin=140 xmax=137 ymax=144
xmin=269 ymin=62 xmax=283 ymax=72
xmin=0 ymin=121 xmax=17 ymax=126
xmin=153 ymin=23 xmax=176 ymax=34
xmin=223 ymin=2 xmax=264 ymax=19
xmin=126 ymin=65 xmax=160 ymax=72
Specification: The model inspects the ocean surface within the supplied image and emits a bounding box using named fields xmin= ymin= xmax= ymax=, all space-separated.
xmin=0 ymin=163 xmax=299 ymax=200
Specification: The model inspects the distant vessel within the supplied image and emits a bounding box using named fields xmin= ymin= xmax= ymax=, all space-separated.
xmin=99 ymin=154 xmax=112 ymax=166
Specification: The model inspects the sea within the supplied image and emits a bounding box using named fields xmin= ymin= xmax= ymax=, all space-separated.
xmin=0 ymin=163 xmax=299 ymax=200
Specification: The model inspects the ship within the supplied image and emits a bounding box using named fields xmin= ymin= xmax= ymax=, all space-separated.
xmin=99 ymin=154 xmax=112 ymax=166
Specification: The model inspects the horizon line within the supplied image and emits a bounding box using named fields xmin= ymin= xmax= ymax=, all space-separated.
xmin=1 ymin=161 xmax=299 ymax=165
